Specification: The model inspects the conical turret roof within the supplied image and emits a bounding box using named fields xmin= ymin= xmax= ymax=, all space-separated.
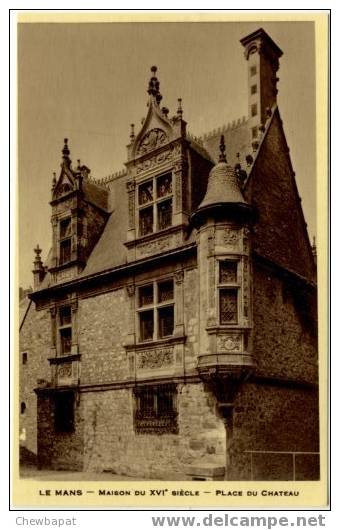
xmin=192 ymin=136 xmax=250 ymax=226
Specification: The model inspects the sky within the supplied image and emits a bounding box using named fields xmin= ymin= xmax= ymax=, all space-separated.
xmin=18 ymin=20 xmax=316 ymax=289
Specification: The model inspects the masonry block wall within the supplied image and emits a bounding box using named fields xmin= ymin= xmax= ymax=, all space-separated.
xmin=227 ymin=383 xmax=319 ymax=480
xmin=82 ymin=384 xmax=225 ymax=479
xmin=19 ymin=304 xmax=51 ymax=459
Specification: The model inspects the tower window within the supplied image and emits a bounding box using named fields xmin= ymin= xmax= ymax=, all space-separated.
xmin=137 ymin=279 xmax=174 ymax=342
xmin=218 ymin=260 xmax=239 ymax=325
xmin=22 ymin=352 xmax=28 ymax=365
xmin=20 ymin=402 xmax=26 ymax=414
xmin=137 ymin=173 xmax=173 ymax=237
xmin=251 ymin=103 xmax=258 ymax=117
xmin=251 ymin=84 xmax=257 ymax=95
xmin=252 ymin=127 xmax=258 ymax=139
xmin=250 ymin=65 xmax=257 ymax=76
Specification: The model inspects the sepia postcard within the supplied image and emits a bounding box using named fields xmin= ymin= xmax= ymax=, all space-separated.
xmin=12 ymin=11 xmax=329 ymax=509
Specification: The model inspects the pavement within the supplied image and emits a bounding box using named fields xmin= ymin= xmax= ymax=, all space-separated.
xmin=20 ymin=465 xmax=147 ymax=482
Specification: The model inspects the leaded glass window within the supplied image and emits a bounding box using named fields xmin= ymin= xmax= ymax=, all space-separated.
xmin=218 ymin=260 xmax=239 ymax=325
xmin=219 ymin=289 xmax=238 ymax=324
xmin=219 ymin=261 xmax=237 ymax=283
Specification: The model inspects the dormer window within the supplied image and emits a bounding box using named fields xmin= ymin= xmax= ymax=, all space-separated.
xmin=59 ymin=218 xmax=72 ymax=265
xmin=138 ymin=173 xmax=172 ymax=237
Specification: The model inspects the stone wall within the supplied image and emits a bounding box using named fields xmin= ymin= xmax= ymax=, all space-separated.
xmin=19 ymin=302 xmax=51 ymax=459
xmin=227 ymin=382 xmax=319 ymax=480
xmin=37 ymin=391 xmax=85 ymax=471
xmin=252 ymin=263 xmax=318 ymax=383
xmin=82 ymin=382 xmax=226 ymax=479
xmin=79 ymin=288 xmax=130 ymax=384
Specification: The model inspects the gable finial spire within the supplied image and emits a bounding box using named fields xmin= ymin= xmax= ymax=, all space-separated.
xmin=219 ymin=135 xmax=227 ymax=163
xmin=62 ymin=138 xmax=71 ymax=167
xmin=51 ymin=171 xmax=57 ymax=191
xmin=147 ymin=66 xmax=162 ymax=105
xmin=177 ymin=98 xmax=183 ymax=118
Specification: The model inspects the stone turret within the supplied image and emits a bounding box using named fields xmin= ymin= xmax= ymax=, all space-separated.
xmin=192 ymin=136 xmax=255 ymax=478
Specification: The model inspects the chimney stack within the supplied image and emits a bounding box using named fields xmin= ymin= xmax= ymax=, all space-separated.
xmin=240 ymin=28 xmax=283 ymax=139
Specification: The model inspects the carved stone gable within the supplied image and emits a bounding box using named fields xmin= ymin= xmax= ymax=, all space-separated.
xmin=137 ymin=128 xmax=167 ymax=155
xmin=54 ymin=173 xmax=74 ymax=199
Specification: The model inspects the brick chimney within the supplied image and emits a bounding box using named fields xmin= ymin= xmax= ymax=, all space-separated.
xmin=240 ymin=28 xmax=283 ymax=139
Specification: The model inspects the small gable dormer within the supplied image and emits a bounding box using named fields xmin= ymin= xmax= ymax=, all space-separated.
xmin=124 ymin=67 xmax=213 ymax=262
xmin=48 ymin=139 xmax=110 ymax=285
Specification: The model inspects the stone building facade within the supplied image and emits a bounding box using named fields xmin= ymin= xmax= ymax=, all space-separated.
xmin=19 ymin=28 xmax=319 ymax=480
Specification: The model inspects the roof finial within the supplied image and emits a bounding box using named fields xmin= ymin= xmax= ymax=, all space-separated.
xmin=51 ymin=171 xmax=57 ymax=190
xmin=130 ymin=123 xmax=135 ymax=141
xmin=62 ymin=138 xmax=70 ymax=158
xmin=34 ymin=244 xmax=41 ymax=258
xmin=62 ymin=138 xmax=71 ymax=167
xmin=177 ymin=98 xmax=183 ymax=118
xmin=219 ymin=135 xmax=227 ymax=163
xmin=147 ymin=66 xmax=162 ymax=105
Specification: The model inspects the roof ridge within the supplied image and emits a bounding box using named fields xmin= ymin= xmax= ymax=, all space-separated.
xmin=202 ymin=116 xmax=247 ymax=141
xmin=93 ymin=169 xmax=127 ymax=187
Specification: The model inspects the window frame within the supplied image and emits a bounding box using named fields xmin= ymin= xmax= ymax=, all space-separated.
xmin=137 ymin=278 xmax=175 ymax=343
xmin=217 ymin=259 xmax=240 ymax=325
xmin=137 ymin=172 xmax=173 ymax=237
xmin=134 ymin=384 xmax=178 ymax=434
xmin=58 ymin=305 xmax=73 ymax=355
xmin=59 ymin=216 xmax=72 ymax=265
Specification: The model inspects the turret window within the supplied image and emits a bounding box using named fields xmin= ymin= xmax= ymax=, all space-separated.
xmin=138 ymin=173 xmax=172 ymax=236
xmin=218 ymin=260 xmax=239 ymax=325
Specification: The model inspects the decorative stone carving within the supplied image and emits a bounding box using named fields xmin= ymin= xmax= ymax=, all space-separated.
xmin=135 ymin=149 xmax=171 ymax=174
xmin=208 ymin=235 xmax=215 ymax=255
xmin=174 ymin=270 xmax=184 ymax=285
xmin=57 ymin=362 xmax=73 ymax=379
xmin=137 ymin=347 xmax=174 ymax=370
xmin=223 ymin=229 xmax=239 ymax=246
xmin=126 ymin=284 xmax=135 ymax=297
xmin=137 ymin=233 xmax=180 ymax=257
xmin=126 ymin=180 xmax=136 ymax=193
xmin=71 ymin=298 xmax=78 ymax=313
xmin=217 ymin=334 xmax=241 ymax=352
xmin=137 ymin=128 xmax=167 ymax=155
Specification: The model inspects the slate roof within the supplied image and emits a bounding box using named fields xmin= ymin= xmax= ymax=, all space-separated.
xmin=82 ymin=179 xmax=110 ymax=212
